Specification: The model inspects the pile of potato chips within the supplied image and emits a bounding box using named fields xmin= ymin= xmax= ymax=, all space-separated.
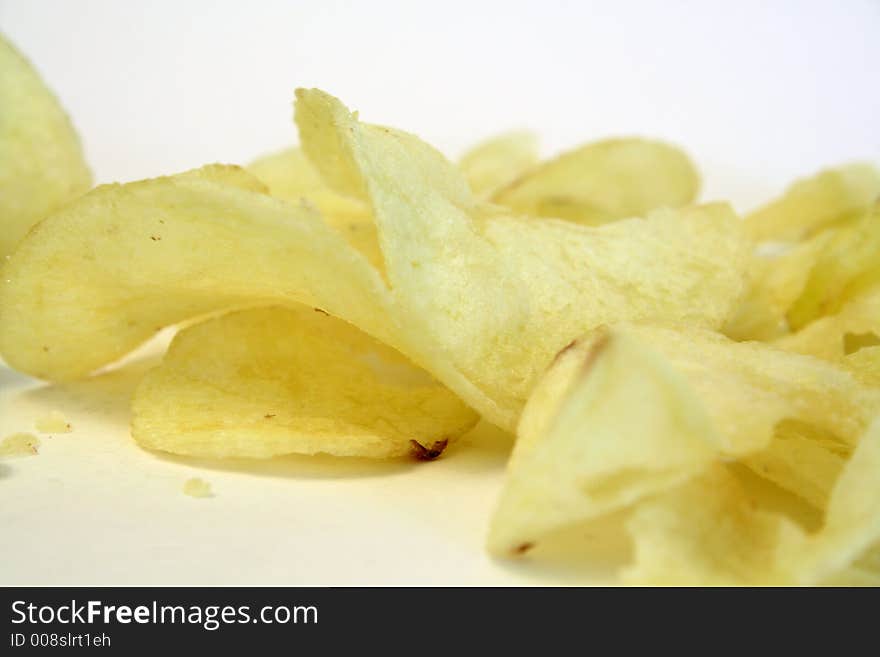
xmin=2 ymin=33 xmax=878 ymax=585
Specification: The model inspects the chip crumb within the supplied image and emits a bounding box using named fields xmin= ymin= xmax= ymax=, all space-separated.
xmin=0 ymin=433 xmax=40 ymax=457
xmin=35 ymin=410 xmax=73 ymax=434
xmin=182 ymin=477 xmax=212 ymax=498
xmin=409 ymin=438 xmax=449 ymax=461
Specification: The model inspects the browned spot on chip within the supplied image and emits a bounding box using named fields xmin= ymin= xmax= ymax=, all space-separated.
xmin=264 ymin=414 xmax=276 ymax=419
xmin=552 ymin=338 xmax=580 ymax=365
xmin=580 ymin=331 xmax=612 ymax=378
xmin=150 ymin=235 xmax=161 ymax=241
xmin=409 ymin=438 xmax=449 ymax=461
xmin=313 ymin=307 xmax=329 ymax=316
xmin=513 ymin=542 xmax=535 ymax=555
xmin=42 ymin=346 xmax=49 ymax=352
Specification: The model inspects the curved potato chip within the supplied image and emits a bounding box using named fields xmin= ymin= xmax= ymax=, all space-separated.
xmin=132 ymin=305 xmax=478 ymax=459
xmin=458 ymin=131 xmax=538 ymax=197
xmin=247 ymin=147 xmax=383 ymax=270
xmin=744 ymin=163 xmax=880 ymax=243
xmin=489 ymin=322 xmax=879 ymax=559
xmin=295 ymin=89 xmax=748 ymax=428
xmin=0 ymin=33 xmax=91 ymax=258
xmin=487 ymin=328 xmax=717 ymax=556
xmin=0 ymin=165 xmax=396 ymax=381
xmin=489 ymin=137 xmax=699 ymax=225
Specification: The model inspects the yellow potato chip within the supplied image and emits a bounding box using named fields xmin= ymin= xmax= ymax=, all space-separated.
xmin=487 ymin=329 xmax=717 ymax=556
xmin=489 ymin=137 xmax=699 ymax=225
xmin=295 ymin=89 xmax=748 ymax=428
xmin=745 ymin=163 xmax=880 ymax=243
xmin=0 ymin=33 xmax=91 ymax=259
xmin=458 ymin=131 xmax=538 ymax=197
xmin=0 ymin=165 xmax=395 ymax=381
xmin=133 ymin=305 xmax=478 ymax=459
xmin=489 ymin=322 xmax=879 ymax=562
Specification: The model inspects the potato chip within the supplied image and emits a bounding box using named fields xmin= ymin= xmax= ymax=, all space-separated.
xmin=133 ymin=305 xmax=478 ymax=459
xmin=489 ymin=137 xmax=699 ymax=225
xmin=489 ymin=322 xmax=880 ymax=559
xmin=0 ymin=33 xmax=91 ymax=259
xmin=458 ymin=131 xmax=538 ymax=197
xmin=295 ymin=89 xmax=748 ymax=428
xmin=487 ymin=329 xmax=717 ymax=556
xmin=744 ymin=163 xmax=880 ymax=243
xmin=0 ymin=165 xmax=396 ymax=381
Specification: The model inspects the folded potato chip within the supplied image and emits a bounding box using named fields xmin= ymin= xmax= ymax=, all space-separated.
xmin=0 ymin=165 xmax=397 ymax=381
xmin=488 ymin=329 xmax=718 ymax=556
xmin=489 ymin=137 xmax=699 ymax=225
xmin=0 ymin=33 xmax=91 ymax=259
xmin=489 ymin=323 xmax=880 ymax=560
xmin=744 ymin=163 xmax=880 ymax=243
xmin=133 ymin=305 xmax=477 ymax=459
xmin=295 ymin=89 xmax=749 ymax=428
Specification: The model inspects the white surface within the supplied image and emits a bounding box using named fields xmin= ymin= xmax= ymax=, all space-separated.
xmin=1 ymin=0 xmax=879 ymax=585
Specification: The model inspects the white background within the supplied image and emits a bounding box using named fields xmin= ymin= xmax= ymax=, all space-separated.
xmin=1 ymin=0 xmax=879 ymax=585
